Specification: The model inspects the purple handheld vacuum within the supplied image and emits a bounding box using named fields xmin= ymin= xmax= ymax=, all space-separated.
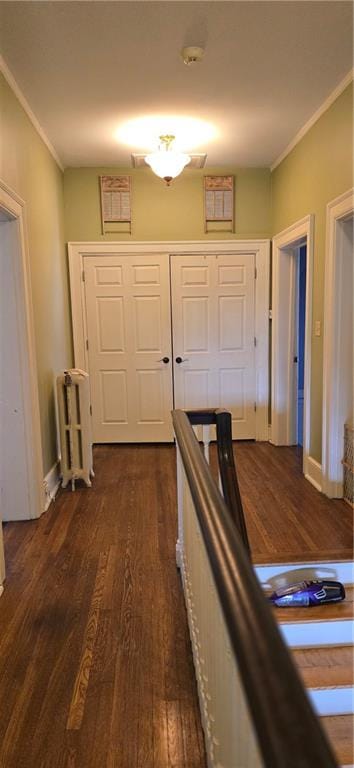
xmin=269 ymin=580 xmax=346 ymax=607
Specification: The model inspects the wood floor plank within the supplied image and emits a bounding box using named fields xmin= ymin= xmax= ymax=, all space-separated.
xmin=67 ymin=549 xmax=109 ymax=731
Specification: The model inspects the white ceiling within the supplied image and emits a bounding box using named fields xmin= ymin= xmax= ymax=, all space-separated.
xmin=0 ymin=1 xmax=352 ymax=168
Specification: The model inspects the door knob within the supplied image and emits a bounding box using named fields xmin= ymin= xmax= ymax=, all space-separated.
xmin=175 ymin=356 xmax=189 ymax=364
xmin=157 ymin=356 xmax=170 ymax=364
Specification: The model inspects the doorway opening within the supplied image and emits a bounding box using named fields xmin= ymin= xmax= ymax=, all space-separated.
xmin=322 ymin=189 xmax=354 ymax=498
xmin=0 ymin=181 xmax=44 ymax=590
xmin=271 ymin=215 xmax=314 ymax=475
xmin=296 ymin=244 xmax=307 ymax=447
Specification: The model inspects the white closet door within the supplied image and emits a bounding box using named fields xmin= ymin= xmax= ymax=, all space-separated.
xmin=84 ymin=254 xmax=173 ymax=442
xmin=171 ymin=253 xmax=256 ymax=439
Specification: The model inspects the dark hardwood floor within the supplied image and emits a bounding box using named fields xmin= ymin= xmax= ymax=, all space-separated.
xmin=0 ymin=442 xmax=352 ymax=767
xmin=228 ymin=443 xmax=353 ymax=564
xmin=0 ymin=445 xmax=206 ymax=768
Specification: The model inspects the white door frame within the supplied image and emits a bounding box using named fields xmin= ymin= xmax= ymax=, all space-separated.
xmin=0 ymin=180 xmax=44 ymax=533
xmin=271 ymin=215 xmax=314 ymax=473
xmin=322 ymin=188 xmax=354 ymax=497
xmin=68 ymin=240 xmax=270 ymax=441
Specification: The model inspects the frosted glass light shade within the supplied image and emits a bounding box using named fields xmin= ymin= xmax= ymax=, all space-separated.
xmin=145 ymin=146 xmax=190 ymax=184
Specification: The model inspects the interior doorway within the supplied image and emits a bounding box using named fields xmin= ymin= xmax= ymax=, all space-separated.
xmin=296 ymin=244 xmax=307 ymax=446
xmin=0 ymin=181 xmax=44 ymax=590
xmin=271 ymin=215 xmax=314 ymax=475
xmin=322 ymin=189 xmax=354 ymax=498
xmin=1 ymin=211 xmax=32 ymax=524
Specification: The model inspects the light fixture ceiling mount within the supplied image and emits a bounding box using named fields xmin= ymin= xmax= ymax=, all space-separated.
xmin=144 ymin=134 xmax=191 ymax=186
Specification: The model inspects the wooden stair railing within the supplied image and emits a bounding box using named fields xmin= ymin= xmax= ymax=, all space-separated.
xmin=186 ymin=408 xmax=251 ymax=556
xmin=173 ymin=408 xmax=338 ymax=768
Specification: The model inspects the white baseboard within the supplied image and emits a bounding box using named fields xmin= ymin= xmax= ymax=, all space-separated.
xmin=43 ymin=461 xmax=61 ymax=512
xmin=305 ymin=456 xmax=323 ymax=492
xmin=322 ymin=476 xmax=344 ymax=499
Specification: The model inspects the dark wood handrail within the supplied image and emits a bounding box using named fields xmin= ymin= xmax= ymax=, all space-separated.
xmin=186 ymin=408 xmax=251 ymax=556
xmin=172 ymin=409 xmax=338 ymax=768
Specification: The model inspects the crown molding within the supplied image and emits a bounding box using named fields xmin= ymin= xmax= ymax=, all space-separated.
xmin=0 ymin=54 xmax=64 ymax=172
xmin=271 ymin=68 xmax=354 ymax=172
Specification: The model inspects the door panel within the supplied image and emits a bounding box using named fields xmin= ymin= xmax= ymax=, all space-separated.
xmin=133 ymin=264 xmax=160 ymax=284
xmin=219 ymin=368 xmax=245 ymax=419
xmin=84 ymin=254 xmax=173 ymax=442
xmin=97 ymin=297 xmax=125 ymax=351
xmin=134 ymin=296 xmax=162 ymax=351
xmin=96 ymin=265 xmax=123 ymax=285
xmin=183 ymin=297 xmax=209 ymax=351
xmin=218 ymin=295 xmax=244 ymax=350
xmin=137 ymin=369 xmax=165 ymax=422
xmin=100 ymin=370 xmax=128 ymax=423
xmin=171 ymin=253 xmax=256 ymax=439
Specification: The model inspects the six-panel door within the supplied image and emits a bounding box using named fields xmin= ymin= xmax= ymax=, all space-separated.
xmin=84 ymin=252 xmax=256 ymax=443
xmin=84 ymin=254 xmax=174 ymax=442
xmin=171 ymin=253 xmax=256 ymax=439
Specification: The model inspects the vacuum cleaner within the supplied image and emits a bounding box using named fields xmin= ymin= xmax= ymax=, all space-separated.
xmin=269 ymin=580 xmax=346 ymax=607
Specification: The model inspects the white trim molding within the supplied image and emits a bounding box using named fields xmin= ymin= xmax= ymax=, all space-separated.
xmin=43 ymin=462 xmax=61 ymax=512
xmin=68 ymin=239 xmax=270 ymax=442
xmin=0 ymin=55 xmax=64 ymax=172
xmin=304 ymin=456 xmax=323 ymax=493
xmin=0 ymin=179 xmax=45 ymax=521
xmin=271 ymin=69 xmax=354 ymax=171
xmin=272 ymin=216 xmax=314 ymax=475
xmin=322 ymin=188 xmax=354 ymax=498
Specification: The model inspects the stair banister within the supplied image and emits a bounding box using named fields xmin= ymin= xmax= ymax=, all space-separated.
xmin=173 ymin=408 xmax=338 ymax=768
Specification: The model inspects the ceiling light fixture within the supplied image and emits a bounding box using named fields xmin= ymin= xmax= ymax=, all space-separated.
xmin=181 ymin=46 xmax=205 ymax=66
xmin=145 ymin=135 xmax=190 ymax=186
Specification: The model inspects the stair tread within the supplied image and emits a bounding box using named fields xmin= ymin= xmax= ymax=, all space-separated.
xmin=293 ymin=645 xmax=354 ymax=689
xmin=272 ymin=586 xmax=354 ymax=624
xmin=321 ymin=714 xmax=354 ymax=765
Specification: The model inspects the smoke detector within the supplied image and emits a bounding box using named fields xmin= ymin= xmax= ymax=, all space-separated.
xmin=181 ymin=46 xmax=204 ymax=66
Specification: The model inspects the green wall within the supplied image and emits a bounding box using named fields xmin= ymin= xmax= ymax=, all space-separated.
xmin=271 ymin=83 xmax=353 ymax=461
xmin=0 ymin=73 xmax=73 ymax=474
xmin=64 ymin=166 xmax=271 ymax=242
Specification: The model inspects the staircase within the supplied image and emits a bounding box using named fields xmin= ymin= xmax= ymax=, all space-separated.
xmin=256 ymin=559 xmax=354 ymax=767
